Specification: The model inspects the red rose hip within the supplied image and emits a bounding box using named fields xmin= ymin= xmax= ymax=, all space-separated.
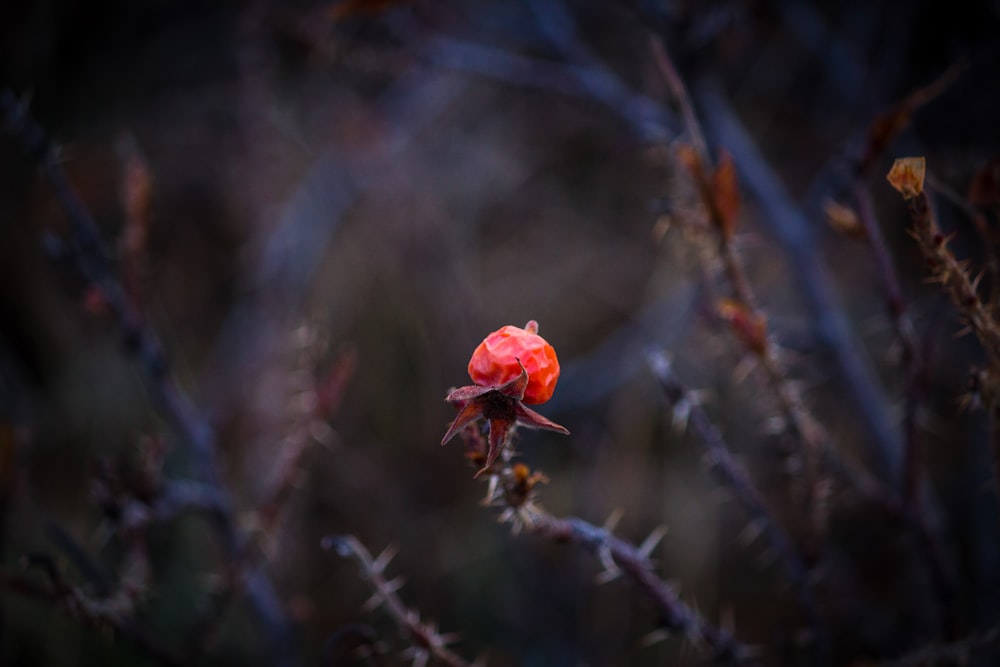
xmin=467 ymin=320 xmax=560 ymax=404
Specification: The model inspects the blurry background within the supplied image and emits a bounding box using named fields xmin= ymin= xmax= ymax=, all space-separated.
xmin=2 ymin=1 xmax=1000 ymax=665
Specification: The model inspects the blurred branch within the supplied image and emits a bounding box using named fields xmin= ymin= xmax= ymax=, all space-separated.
xmin=849 ymin=184 xmax=925 ymax=506
xmin=524 ymin=0 xmax=676 ymax=142
xmin=413 ymin=1 xmax=676 ymax=143
xmin=692 ymin=79 xmax=902 ymax=481
xmin=647 ymin=351 xmax=828 ymax=663
xmin=0 ymin=90 xmax=297 ymax=667
xmin=652 ymin=36 xmax=832 ymax=563
xmin=325 ymin=535 xmax=470 ymax=667
xmin=511 ymin=502 xmax=749 ymax=665
xmin=2 ymin=537 xmax=176 ymax=665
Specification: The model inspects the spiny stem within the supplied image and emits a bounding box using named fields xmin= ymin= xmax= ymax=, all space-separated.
xmin=515 ymin=507 xmax=749 ymax=665
xmin=648 ymin=351 xmax=828 ymax=664
xmin=326 ymin=536 xmax=470 ymax=667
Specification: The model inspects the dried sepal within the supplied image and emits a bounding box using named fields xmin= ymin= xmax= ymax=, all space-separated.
xmin=712 ymin=151 xmax=741 ymax=239
xmin=887 ymin=157 xmax=926 ymax=199
xmin=443 ymin=364 xmax=567 ymax=478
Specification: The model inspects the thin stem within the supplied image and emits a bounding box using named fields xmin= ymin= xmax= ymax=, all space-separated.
xmin=694 ymin=79 xmax=901 ymax=479
xmin=850 ymin=184 xmax=924 ymax=504
xmin=520 ymin=509 xmax=749 ymax=665
xmin=650 ymin=42 xmax=829 ymax=554
xmin=326 ymin=536 xmax=469 ymax=667
xmin=648 ymin=351 xmax=828 ymax=664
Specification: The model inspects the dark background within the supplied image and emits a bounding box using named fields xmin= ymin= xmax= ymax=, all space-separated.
xmin=2 ymin=1 xmax=1000 ymax=665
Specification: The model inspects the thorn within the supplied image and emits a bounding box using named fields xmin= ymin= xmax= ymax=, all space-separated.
xmin=482 ymin=475 xmax=500 ymax=505
xmin=594 ymin=568 xmax=622 ymax=585
xmin=597 ymin=544 xmax=621 ymax=582
xmin=602 ymin=508 xmax=624 ymax=533
xmin=736 ymin=518 xmax=766 ymax=548
xmin=361 ymin=591 xmax=385 ymax=613
xmin=671 ymin=399 xmax=692 ymax=432
xmin=383 ymin=577 xmax=406 ymax=594
xmin=372 ymin=545 xmax=398 ymax=574
xmin=732 ymin=356 xmax=757 ymax=384
xmin=310 ymin=420 xmax=336 ymax=448
xmin=639 ymin=628 xmax=671 ymax=647
xmin=639 ymin=525 xmax=669 ymax=559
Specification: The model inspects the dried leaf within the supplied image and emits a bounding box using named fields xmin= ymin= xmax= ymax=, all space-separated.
xmin=886 ymin=157 xmax=926 ymax=199
xmin=711 ymin=151 xmax=740 ymax=238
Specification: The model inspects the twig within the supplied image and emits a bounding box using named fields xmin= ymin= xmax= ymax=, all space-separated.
xmin=647 ymin=351 xmax=827 ymax=663
xmin=889 ymin=161 xmax=1000 ymax=525
xmin=324 ymin=535 xmax=470 ymax=667
xmin=0 ymin=90 xmax=297 ymax=667
xmin=510 ymin=504 xmax=749 ymax=665
xmin=652 ymin=39 xmax=830 ymax=558
xmin=850 ymin=183 xmax=925 ymax=504
xmin=422 ymin=33 xmax=673 ymax=140
xmin=693 ymin=78 xmax=902 ymax=480
xmin=2 ymin=541 xmax=178 ymax=666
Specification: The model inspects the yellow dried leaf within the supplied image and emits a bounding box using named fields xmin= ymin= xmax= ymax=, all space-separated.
xmin=887 ymin=157 xmax=926 ymax=199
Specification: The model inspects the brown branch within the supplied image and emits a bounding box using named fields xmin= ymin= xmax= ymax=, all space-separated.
xmin=0 ymin=90 xmax=297 ymax=667
xmin=693 ymin=78 xmax=901 ymax=480
xmin=515 ymin=507 xmax=749 ymax=665
xmin=2 ymin=543 xmax=179 ymax=666
xmin=652 ymin=39 xmax=830 ymax=558
xmin=647 ymin=351 xmax=828 ymax=663
xmin=325 ymin=536 xmax=470 ymax=667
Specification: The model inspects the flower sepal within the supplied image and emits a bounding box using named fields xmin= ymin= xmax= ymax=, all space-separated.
xmin=442 ymin=363 xmax=568 ymax=478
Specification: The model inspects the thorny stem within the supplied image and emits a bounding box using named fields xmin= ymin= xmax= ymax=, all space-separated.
xmin=513 ymin=505 xmax=749 ymax=665
xmin=326 ymin=535 xmax=469 ymax=667
xmin=651 ymin=39 xmax=829 ymax=556
xmin=904 ymin=192 xmax=1000 ymax=365
xmin=2 ymin=539 xmax=179 ymax=666
xmin=0 ymin=90 xmax=296 ymax=667
xmin=648 ymin=351 xmax=828 ymax=664
xmin=897 ymin=186 xmax=1000 ymax=523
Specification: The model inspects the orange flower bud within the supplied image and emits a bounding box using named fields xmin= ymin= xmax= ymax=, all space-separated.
xmin=467 ymin=320 xmax=560 ymax=404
